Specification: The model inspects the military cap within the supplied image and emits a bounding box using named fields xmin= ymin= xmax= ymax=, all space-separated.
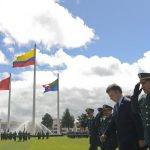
xmin=85 ymin=108 xmax=94 ymax=113
xmin=102 ymin=104 xmax=113 ymax=111
xmin=138 ymin=73 xmax=150 ymax=82
xmin=97 ymin=107 xmax=103 ymax=112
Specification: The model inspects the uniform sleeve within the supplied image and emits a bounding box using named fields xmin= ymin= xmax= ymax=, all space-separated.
xmin=94 ymin=114 xmax=100 ymax=134
xmin=131 ymin=95 xmax=141 ymax=113
xmin=132 ymin=113 xmax=144 ymax=140
xmin=129 ymin=102 xmax=144 ymax=140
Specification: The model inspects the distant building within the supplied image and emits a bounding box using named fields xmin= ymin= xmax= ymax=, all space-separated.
xmin=51 ymin=118 xmax=81 ymax=134
xmin=0 ymin=119 xmax=21 ymax=132
xmin=52 ymin=118 xmax=61 ymax=134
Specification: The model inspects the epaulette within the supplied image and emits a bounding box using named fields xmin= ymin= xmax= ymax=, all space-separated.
xmin=124 ymin=96 xmax=131 ymax=101
xmin=139 ymin=94 xmax=147 ymax=104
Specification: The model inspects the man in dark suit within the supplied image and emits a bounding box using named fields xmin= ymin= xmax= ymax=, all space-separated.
xmin=100 ymin=84 xmax=145 ymax=150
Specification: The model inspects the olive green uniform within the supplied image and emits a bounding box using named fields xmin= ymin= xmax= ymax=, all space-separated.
xmin=139 ymin=94 xmax=150 ymax=147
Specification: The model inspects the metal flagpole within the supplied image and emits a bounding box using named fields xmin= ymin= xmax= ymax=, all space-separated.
xmin=57 ymin=73 xmax=60 ymax=134
xmin=32 ymin=44 xmax=36 ymax=134
xmin=7 ymin=73 xmax=11 ymax=131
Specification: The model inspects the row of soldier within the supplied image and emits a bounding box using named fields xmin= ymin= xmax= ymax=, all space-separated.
xmin=36 ymin=131 xmax=49 ymax=139
xmin=83 ymin=73 xmax=150 ymax=150
xmin=83 ymin=105 xmax=117 ymax=150
xmin=0 ymin=131 xmax=50 ymax=141
xmin=0 ymin=131 xmax=30 ymax=141
xmin=67 ymin=131 xmax=88 ymax=138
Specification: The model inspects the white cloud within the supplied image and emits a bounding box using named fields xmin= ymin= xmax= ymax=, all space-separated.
xmin=0 ymin=0 xmax=95 ymax=49
xmin=137 ymin=51 xmax=150 ymax=72
xmin=8 ymin=47 xmax=15 ymax=53
xmin=36 ymin=49 xmax=66 ymax=67
xmin=3 ymin=36 xmax=15 ymax=45
xmin=0 ymin=50 xmax=8 ymax=64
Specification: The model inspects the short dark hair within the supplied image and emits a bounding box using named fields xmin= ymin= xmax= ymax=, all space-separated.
xmin=106 ymin=84 xmax=122 ymax=94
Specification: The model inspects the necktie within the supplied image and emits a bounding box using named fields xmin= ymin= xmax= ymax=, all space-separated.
xmin=116 ymin=102 xmax=120 ymax=113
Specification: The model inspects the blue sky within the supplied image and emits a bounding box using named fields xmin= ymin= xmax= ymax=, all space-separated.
xmin=0 ymin=0 xmax=150 ymax=122
xmin=60 ymin=0 xmax=150 ymax=63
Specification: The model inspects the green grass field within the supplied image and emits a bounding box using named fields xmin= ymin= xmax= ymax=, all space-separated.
xmin=0 ymin=136 xmax=90 ymax=150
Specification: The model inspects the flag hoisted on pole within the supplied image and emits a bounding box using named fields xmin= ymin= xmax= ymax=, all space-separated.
xmin=32 ymin=44 xmax=36 ymax=134
xmin=0 ymin=77 xmax=10 ymax=90
xmin=43 ymin=78 xmax=58 ymax=93
xmin=7 ymin=73 xmax=11 ymax=130
xmin=0 ymin=75 xmax=11 ymax=130
xmin=57 ymin=73 xmax=60 ymax=134
xmin=42 ymin=74 xmax=60 ymax=134
xmin=12 ymin=49 xmax=35 ymax=67
xmin=12 ymin=45 xmax=36 ymax=134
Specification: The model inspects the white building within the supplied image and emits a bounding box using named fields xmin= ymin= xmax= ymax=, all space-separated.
xmin=0 ymin=119 xmax=21 ymax=132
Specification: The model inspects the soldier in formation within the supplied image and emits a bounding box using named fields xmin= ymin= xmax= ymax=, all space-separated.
xmin=13 ymin=131 xmax=17 ymax=141
xmin=37 ymin=132 xmax=41 ymax=139
xmin=46 ymin=132 xmax=49 ymax=139
xmin=42 ymin=131 xmax=45 ymax=139
xmin=85 ymin=108 xmax=99 ymax=150
xmin=95 ymin=107 xmax=103 ymax=149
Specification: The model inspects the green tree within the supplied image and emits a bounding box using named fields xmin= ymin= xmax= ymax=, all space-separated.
xmin=61 ymin=108 xmax=74 ymax=130
xmin=77 ymin=113 xmax=88 ymax=129
xmin=41 ymin=113 xmax=53 ymax=129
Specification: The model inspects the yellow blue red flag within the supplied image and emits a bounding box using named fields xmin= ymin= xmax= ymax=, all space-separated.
xmin=13 ymin=49 xmax=35 ymax=67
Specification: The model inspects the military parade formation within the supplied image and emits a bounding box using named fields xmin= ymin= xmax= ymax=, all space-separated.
xmin=0 ymin=130 xmax=51 ymax=142
xmin=1 ymin=131 xmax=30 ymax=142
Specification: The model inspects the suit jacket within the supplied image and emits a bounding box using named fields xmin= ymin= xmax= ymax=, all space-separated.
xmin=105 ymin=97 xmax=144 ymax=150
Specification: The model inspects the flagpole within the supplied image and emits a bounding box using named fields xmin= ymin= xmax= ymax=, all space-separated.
xmin=7 ymin=73 xmax=11 ymax=131
xmin=57 ymin=73 xmax=60 ymax=134
xmin=32 ymin=44 xmax=36 ymax=134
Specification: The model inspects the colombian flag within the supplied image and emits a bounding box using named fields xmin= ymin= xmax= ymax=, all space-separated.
xmin=0 ymin=77 xmax=10 ymax=90
xmin=13 ymin=49 xmax=35 ymax=67
xmin=43 ymin=79 xmax=58 ymax=93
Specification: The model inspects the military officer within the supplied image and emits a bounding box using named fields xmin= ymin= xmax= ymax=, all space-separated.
xmin=95 ymin=107 xmax=103 ymax=149
xmin=46 ymin=132 xmax=49 ymax=139
xmin=131 ymin=73 xmax=150 ymax=148
xmin=98 ymin=105 xmax=117 ymax=150
xmin=13 ymin=131 xmax=17 ymax=141
xmin=85 ymin=108 xmax=98 ymax=150
xmin=95 ymin=107 xmax=103 ymax=131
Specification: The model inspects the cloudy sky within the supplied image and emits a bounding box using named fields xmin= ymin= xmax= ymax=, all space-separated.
xmin=0 ymin=0 xmax=150 ymax=123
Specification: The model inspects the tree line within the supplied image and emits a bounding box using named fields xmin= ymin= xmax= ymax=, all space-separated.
xmin=41 ymin=108 xmax=87 ymax=130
